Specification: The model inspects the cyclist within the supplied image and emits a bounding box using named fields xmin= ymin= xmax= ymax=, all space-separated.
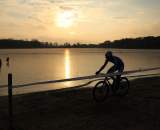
xmin=96 ymin=51 xmax=124 ymax=89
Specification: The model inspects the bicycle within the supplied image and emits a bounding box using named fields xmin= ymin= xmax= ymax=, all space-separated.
xmin=92 ymin=75 xmax=129 ymax=102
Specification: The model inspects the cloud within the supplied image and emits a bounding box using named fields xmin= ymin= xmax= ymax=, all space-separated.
xmin=7 ymin=11 xmax=29 ymax=19
xmin=113 ymin=16 xmax=130 ymax=19
xmin=27 ymin=16 xmax=41 ymax=22
xmin=59 ymin=6 xmax=74 ymax=10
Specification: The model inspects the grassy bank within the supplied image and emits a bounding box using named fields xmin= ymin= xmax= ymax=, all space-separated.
xmin=0 ymin=76 xmax=160 ymax=130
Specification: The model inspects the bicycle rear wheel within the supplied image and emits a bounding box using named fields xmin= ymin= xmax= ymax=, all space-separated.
xmin=92 ymin=81 xmax=109 ymax=102
xmin=117 ymin=77 xmax=129 ymax=96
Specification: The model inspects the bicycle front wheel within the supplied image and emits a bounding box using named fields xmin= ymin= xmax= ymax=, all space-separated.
xmin=92 ymin=81 xmax=109 ymax=102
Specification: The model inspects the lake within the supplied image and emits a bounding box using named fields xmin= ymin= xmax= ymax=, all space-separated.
xmin=0 ymin=48 xmax=160 ymax=96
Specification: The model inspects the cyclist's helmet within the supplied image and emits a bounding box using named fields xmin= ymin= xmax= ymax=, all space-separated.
xmin=105 ymin=51 xmax=112 ymax=58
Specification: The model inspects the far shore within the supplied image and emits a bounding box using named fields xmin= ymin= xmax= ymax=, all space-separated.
xmin=0 ymin=76 xmax=160 ymax=130
xmin=0 ymin=47 xmax=160 ymax=49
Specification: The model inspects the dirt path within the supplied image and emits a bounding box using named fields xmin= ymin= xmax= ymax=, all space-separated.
xmin=0 ymin=76 xmax=160 ymax=130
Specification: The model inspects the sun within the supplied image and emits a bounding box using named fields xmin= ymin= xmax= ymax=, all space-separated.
xmin=56 ymin=11 xmax=75 ymax=28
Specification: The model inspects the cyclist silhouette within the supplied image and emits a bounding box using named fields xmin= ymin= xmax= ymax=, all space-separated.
xmin=96 ymin=51 xmax=124 ymax=76
xmin=93 ymin=52 xmax=129 ymax=101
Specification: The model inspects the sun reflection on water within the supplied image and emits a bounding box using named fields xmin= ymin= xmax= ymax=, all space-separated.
xmin=65 ymin=49 xmax=71 ymax=79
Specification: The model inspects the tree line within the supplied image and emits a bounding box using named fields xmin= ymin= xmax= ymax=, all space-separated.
xmin=0 ymin=36 xmax=160 ymax=49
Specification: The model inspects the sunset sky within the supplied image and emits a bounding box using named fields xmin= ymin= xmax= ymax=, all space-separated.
xmin=0 ymin=0 xmax=160 ymax=43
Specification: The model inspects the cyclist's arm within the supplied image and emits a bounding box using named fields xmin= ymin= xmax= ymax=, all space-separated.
xmin=96 ymin=59 xmax=108 ymax=74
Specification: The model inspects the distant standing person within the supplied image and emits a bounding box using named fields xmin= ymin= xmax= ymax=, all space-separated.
xmin=0 ymin=58 xmax=2 ymax=68
xmin=6 ymin=57 xmax=9 ymax=66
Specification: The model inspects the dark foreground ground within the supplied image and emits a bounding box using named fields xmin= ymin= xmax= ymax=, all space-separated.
xmin=0 ymin=76 xmax=160 ymax=130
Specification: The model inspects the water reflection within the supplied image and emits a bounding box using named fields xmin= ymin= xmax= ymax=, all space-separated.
xmin=65 ymin=49 xmax=71 ymax=79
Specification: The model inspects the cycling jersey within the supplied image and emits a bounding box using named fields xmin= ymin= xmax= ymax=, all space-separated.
xmin=108 ymin=56 xmax=124 ymax=72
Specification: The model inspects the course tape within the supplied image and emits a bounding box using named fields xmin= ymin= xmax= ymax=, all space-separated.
xmin=0 ymin=67 xmax=160 ymax=89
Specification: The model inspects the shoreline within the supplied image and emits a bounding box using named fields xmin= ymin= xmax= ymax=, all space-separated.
xmin=1 ymin=74 xmax=160 ymax=97
xmin=0 ymin=76 xmax=160 ymax=130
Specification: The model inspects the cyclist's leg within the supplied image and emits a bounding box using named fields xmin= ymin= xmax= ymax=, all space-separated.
xmin=107 ymin=65 xmax=116 ymax=84
xmin=106 ymin=66 xmax=117 ymax=93
xmin=110 ymin=65 xmax=123 ymax=91
xmin=107 ymin=65 xmax=116 ymax=74
xmin=116 ymin=65 xmax=124 ymax=87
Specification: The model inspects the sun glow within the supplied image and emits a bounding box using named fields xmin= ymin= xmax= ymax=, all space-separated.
xmin=56 ymin=11 xmax=75 ymax=28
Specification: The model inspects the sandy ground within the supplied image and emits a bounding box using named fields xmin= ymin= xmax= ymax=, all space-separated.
xmin=0 ymin=76 xmax=160 ymax=130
